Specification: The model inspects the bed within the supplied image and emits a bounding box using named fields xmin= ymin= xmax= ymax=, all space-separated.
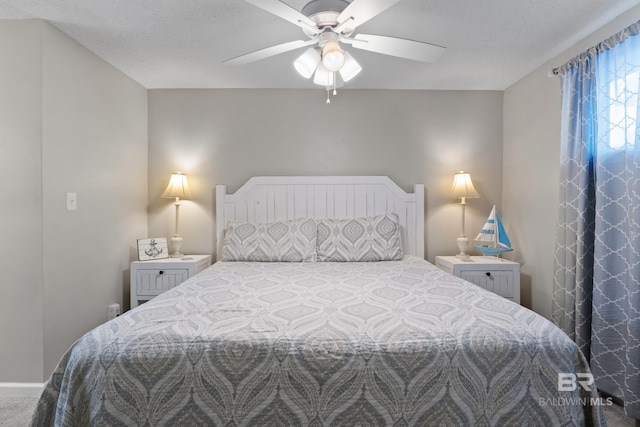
xmin=32 ymin=176 xmax=605 ymax=426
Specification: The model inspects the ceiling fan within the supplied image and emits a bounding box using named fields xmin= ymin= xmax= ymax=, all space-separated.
xmin=225 ymin=0 xmax=446 ymax=100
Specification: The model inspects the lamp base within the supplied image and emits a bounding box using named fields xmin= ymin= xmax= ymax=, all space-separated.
xmin=170 ymin=235 xmax=184 ymax=258
xmin=456 ymin=235 xmax=470 ymax=259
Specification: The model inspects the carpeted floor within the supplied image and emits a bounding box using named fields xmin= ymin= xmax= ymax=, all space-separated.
xmin=0 ymin=397 xmax=38 ymax=427
xmin=1 ymin=395 xmax=637 ymax=426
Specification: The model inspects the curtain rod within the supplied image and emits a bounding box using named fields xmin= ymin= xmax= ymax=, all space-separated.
xmin=549 ymin=19 xmax=640 ymax=77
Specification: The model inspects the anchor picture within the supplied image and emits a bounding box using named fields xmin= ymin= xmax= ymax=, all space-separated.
xmin=137 ymin=237 xmax=169 ymax=261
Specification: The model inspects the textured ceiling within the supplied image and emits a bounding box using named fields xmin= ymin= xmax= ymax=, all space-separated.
xmin=1 ymin=0 xmax=639 ymax=90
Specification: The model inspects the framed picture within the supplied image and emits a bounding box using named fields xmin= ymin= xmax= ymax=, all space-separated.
xmin=137 ymin=238 xmax=169 ymax=261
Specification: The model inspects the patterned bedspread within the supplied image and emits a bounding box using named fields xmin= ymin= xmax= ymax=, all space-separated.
xmin=32 ymin=257 xmax=605 ymax=426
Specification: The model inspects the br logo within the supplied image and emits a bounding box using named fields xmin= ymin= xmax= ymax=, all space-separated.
xmin=558 ymin=373 xmax=594 ymax=391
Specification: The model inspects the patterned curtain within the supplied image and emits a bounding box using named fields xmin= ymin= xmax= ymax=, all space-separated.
xmin=553 ymin=21 xmax=640 ymax=419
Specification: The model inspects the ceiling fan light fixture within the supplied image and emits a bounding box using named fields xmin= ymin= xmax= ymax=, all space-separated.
xmin=294 ymin=47 xmax=321 ymax=79
xmin=230 ymin=0 xmax=448 ymax=104
xmin=339 ymin=52 xmax=362 ymax=82
xmin=322 ymin=40 xmax=345 ymax=72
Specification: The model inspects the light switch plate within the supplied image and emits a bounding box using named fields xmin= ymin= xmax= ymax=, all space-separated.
xmin=66 ymin=192 xmax=77 ymax=211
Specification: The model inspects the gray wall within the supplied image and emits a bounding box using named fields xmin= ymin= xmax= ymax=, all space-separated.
xmin=0 ymin=20 xmax=148 ymax=382
xmin=148 ymin=89 xmax=504 ymax=264
xmin=502 ymin=5 xmax=640 ymax=318
xmin=0 ymin=20 xmax=45 ymax=383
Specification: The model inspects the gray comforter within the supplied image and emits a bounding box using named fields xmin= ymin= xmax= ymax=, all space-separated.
xmin=32 ymin=256 xmax=605 ymax=426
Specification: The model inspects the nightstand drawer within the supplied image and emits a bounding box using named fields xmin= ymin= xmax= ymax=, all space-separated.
xmin=435 ymin=256 xmax=520 ymax=303
xmin=130 ymin=254 xmax=212 ymax=309
xmin=459 ymin=270 xmax=516 ymax=299
xmin=135 ymin=268 xmax=189 ymax=296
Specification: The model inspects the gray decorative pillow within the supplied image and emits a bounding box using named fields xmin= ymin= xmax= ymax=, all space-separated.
xmin=222 ymin=218 xmax=317 ymax=262
xmin=316 ymin=213 xmax=404 ymax=262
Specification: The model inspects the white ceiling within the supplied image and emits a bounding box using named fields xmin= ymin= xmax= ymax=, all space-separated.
xmin=1 ymin=0 xmax=639 ymax=90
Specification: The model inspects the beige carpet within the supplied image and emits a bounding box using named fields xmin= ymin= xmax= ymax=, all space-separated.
xmin=0 ymin=397 xmax=38 ymax=427
xmin=1 ymin=395 xmax=637 ymax=426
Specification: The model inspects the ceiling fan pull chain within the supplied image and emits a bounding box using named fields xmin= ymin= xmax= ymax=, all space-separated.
xmin=333 ymin=72 xmax=337 ymax=95
xmin=326 ymin=88 xmax=331 ymax=104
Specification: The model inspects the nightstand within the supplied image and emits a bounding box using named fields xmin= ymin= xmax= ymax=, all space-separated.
xmin=435 ymin=256 xmax=520 ymax=304
xmin=130 ymin=255 xmax=212 ymax=308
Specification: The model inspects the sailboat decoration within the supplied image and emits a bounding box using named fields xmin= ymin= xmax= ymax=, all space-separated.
xmin=475 ymin=205 xmax=513 ymax=256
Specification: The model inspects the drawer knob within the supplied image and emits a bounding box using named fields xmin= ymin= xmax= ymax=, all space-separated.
xmin=159 ymin=271 xmax=164 ymax=275
xmin=485 ymin=272 xmax=491 ymax=277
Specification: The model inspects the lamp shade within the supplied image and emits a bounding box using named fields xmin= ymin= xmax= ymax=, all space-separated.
xmin=322 ymin=41 xmax=345 ymax=71
xmin=339 ymin=52 xmax=362 ymax=82
xmin=450 ymin=171 xmax=479 ymax=198
xmin=162 ymin=172 xmax=192 ymax=199
xmin=294 ymin=47 xmax=321 ymax=79
xmin=313 ymin=63 xmax=335 ymax=86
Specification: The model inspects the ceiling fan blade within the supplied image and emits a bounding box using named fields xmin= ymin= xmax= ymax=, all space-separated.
xmin=225 ymin=39 xmax=316 ymax=66
xmin=337 ymin=0 xmax=401 ymax=29
xmin=351 ymin=34 xmax=445 ymax=63
xmin=246 ymin=0 xmax=319 ymax=33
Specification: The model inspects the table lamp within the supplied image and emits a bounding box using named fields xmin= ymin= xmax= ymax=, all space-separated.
xmin=162 ymin=172 xmax=192 ymax=257
xmin=450 ymin=171 xmax=479 ymax=259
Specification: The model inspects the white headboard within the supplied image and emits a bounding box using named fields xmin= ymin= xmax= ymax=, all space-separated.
xmin=216 ymin=176 xmax=424 ymax=260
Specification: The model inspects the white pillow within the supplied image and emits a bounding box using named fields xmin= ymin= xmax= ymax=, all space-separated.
xmin=222 ymin=218 xmax=317 ymax=262
xmin=316 ymin=213 xmax=403 ymax=262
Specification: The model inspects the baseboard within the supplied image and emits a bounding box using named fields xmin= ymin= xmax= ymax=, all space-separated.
xmin=0 ymin=382 xmax=45 ymax=397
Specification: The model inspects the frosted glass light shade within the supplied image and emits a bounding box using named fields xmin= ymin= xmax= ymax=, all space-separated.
xmin=162 ymin=172 xmax=192 ymax=199
xmin=313 ymin=63 xmax=335 ymax=86
xmin=294 ymin=48 xmax=321 ymax=79
xmin=339 ymin=52 xmax=362 ymax=82
xmin=322 ymin=41 xmax=345 ymax=71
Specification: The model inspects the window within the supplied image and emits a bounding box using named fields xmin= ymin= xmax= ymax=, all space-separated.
xmin=608 ymin=70 xmax=639 ymax=149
